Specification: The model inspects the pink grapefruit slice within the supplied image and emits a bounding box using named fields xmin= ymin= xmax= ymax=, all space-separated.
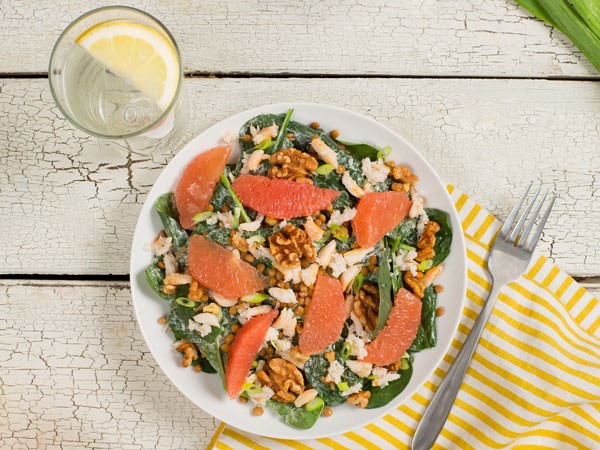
xmin=361 ymin=288 xmax=422 ymax=366
xmin=352 ymin=191 xmax=412 ymax=248
xmin=225 ymin=309 xmax=278 ymax=398
xmin=174 ymin=146 xmax=231 ymax=230
xmin=299 ymin=273 xmax=346 ymax=355
xmin=188 ymin=234 xmax=268 ymax=299
xmin=232 ymin=174 xmax=340 ymax=219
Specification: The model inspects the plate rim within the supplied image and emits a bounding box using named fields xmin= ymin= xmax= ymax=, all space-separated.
xmin=129 ymin=101 xmax=467 ymax=440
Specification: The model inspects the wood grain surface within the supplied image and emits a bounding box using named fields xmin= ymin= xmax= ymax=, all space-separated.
xmin=0 ymin=0 xmax=596 ymax=77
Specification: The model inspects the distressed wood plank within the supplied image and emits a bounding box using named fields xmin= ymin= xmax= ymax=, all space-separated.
xmin=0 ymin=0 xmax=596 ymax=77
xmin=1 ymin=78 xmax=599 ymax=276
xmin=1 ymin=279 xmax=598 ymax=448
xmin=0 ymin=281 xmax=219 ymax=450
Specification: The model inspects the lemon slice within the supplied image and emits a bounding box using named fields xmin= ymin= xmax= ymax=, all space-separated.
xmin=76 ymin=21 xmax=180 ymax=111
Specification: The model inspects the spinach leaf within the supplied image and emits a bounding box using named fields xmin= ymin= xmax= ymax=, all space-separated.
xmin=408 ymin=286 xmax=438 ymax=353
xmin=366 ymin=360 xmax=413 ymax=409
xmin=145 ymin=256 xmax=187 ymax=301
xmin=303 ymin=341 xmax=363 ymax=406
xmin=336 ymin=140 xmax=379 ymax=161
xmin=372 ymin=247 xmax=392 ymax=338
xmin=154 ymin=193 xmax=189 ymax=254
xmin=313 ymin=171 xmax=354 ymax=210
xmin=192 ymin=357 xmax=217 ymax=374
xmin=425 ymin=208 xmax=452 ymax=266
xmin=167 ymin=303 xmax=231 ymax=383
xmin=194 ymin=221 xmax=231 ymax=247
xmin=210 ymin=180 xmax=232 ymax=212
xmin=267 ymin=400 xmax=323 ymax=430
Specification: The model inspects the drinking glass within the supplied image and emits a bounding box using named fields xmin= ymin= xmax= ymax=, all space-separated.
xmin=49 ymin=6 xmax=185 ymax=152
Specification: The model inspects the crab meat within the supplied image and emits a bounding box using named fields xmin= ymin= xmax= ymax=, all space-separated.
xmin=238 ymin=214 xmax=264 ymax=232
xmin=303 ymin=216 xmax=325 ymax=241
xmin=317 ymin=240 xmax=337 ymax=267
xmin=239 ymin=305 xmax=273 ymax=324
xmin=342 ymin=172 xmax=365 ymax=198
xmin=423 ymin=266 xmax=443 ymax=288
xmin=272 ymin=261 xmax=302 ymax=284
xmin=409 ymin=191 xmax=425 ymax=218
xmin=340 ymin=265 xmax=362 ymax=291
xmin=328 ymin=253 xmax=348 ymax=278
xmin=361 ymin=158 xmax=390 ymax=184
xmin=343 ymin=247 xmax=374 ymax=266
xmin=294 ymin=389 xmax=319 ymax=408
xmin=300 ymin=263 xmax=319 ymax=286
xmin=252 ymin=125 xmax=278 ymax=145
xmin=163 ymin=252 xmax=178 ymax=275
xmin=345 ymin=360 xmax=373 ymax=378
xmin=273 ymin=308 xmax=297 ymax=337
xmin=221 ymin=129 xmax=237 ymax=144
xmin=328 ymin=207 xmax=356 ymax=227
xmin=268 ymin=287 xmax=297 ymax=305
xmin=146 ymin=235 xmax=172 ymax=255
xmin=192 ymin=313 xmax=220 ymax=327
xmin=310 ymin=138 xmax=339 ymax=167
xmin=163 ymin=273 xmax=192 ymax=285
xmin=241 ymin=150 xmax=270 ymax=174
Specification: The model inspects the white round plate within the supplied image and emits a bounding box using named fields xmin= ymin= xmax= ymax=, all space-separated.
xmin=130 ymin=102 xmax=467 ymax=440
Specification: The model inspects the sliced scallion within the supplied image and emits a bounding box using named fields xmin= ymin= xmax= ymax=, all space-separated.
xmin=336 ymin=382 xmax=349 ymax=391
xmin=316 ymin=164 xmax=335 ymax=175
xmin=220 ymin=171 xmax=250 ymax=223
xmin=192 ymin=210 xmax=213 ymax=224
xmin=397 ymin=243 xmax=416 ymax=252
xmin=253 ymin=137 xmax=272 ymax=151
xmin=341 ymin=341 xmax=352 ymax=360
xmin=176 ymin=297 xmax=196 ymax=308
xmin=418 ymin=259 xmax=433 ymax=271
xmin=377 ymin=145 xmax=392 ymax=159
xmin=240 ymin=293 xmax=270 ymax=304
xmin=273 ymin=108 xmax=294 ymax=152
xmin=330 ymin=224 xmax=349 ymax=243
xmin=352 ymin=273 xmax=364 ymax=294
xmin=400 ymin=359 xmax=410 ymax=371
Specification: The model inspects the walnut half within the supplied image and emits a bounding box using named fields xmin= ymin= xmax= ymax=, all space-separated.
xmin=353 ymin=283 xmax=379 ymax=333
xmin=268 ymin=148 xmax=318 ymax=184
xmin=347 ymin=391 xmax=371 ymax=408
xmin=416 ymin=221 xmax=440 ymax=262
xmin=269 ymin=225 xmax=316 ymax=269
xmin=257 ymin=358 xmax=305 ymax=403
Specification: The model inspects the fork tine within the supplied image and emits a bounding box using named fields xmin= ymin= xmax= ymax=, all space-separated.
xmin=526 ymin=193 xmax=557 ymax=251
xmin=499 ymin=182 xmax=532 ymax=239
xmin=509 ymin=185 xmax=542 ymax=243
xmin=519 ymin=191 xmax=547 ymax=248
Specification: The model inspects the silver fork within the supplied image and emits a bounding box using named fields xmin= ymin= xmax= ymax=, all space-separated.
xmin=412 ymin=183 xmax=557 ymax=450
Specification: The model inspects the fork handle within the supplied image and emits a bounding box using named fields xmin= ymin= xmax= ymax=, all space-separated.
xmin=411 ymin=282 xmax=504 ymax=450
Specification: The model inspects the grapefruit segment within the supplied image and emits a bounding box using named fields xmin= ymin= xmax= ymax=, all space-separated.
xmin=175 ymin=146 xmax=232 ymax=229
xmin=232 ymin=174 xmax=340 ymax=219
xmin=299 ymin=274 xmax=346 ymax=355
xmin=361 ymin=288 xmax=422 ymax=366
xmin=225 ymin=309 xmax=277 ymax=398
xmin=352 ymin=191 xmax=412 ymax=248
xmin=188 ymin=234 xmax=268 ymax=299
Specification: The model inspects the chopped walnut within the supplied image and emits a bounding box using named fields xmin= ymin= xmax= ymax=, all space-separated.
xmin=416 ymin=221 xmax=440 ymax=262
xmin=268 ymin=148 xmax=318 ymax=184
xmin=176 ymin=342 xmax=199 ymax=368
xmin=392 ymin=165 xmax=418 ymax=186
xmin=353 ymin=283 xmax=379 ymax=332
xmin=257 ymin=358 xmax=304 ymax=403
xmin=269 ymin=225 xmax=316 ymax=269
xmin=403 ymin=266 xmax=442 ymax=298
xmin=347 ymin=391 xmax=371 ymax=408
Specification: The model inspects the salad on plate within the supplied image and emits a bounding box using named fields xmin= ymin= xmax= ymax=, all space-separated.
xmin=144 ymin=109 xmax=452 ymax=429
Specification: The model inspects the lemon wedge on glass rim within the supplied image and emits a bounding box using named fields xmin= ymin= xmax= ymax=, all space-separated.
xmin=75 ymin=21 xmax=180 ymax=111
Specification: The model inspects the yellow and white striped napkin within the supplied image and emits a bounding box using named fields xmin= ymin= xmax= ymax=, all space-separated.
xmin=208 ymin=186 xmax=600 ymax=450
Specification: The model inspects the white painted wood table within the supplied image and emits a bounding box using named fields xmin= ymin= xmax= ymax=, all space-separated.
xmin=2 ymin=1 xmax=599 ymax=449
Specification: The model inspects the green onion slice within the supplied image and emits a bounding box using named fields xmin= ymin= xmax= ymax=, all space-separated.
xmin=243 ymin=383 xmax=263 ymax=395
xmin=418 ymin=259 xmax=433 ymax=271
xmin=305 ymin=396 xmax=324 ymax=411
xmin=253 ymin=137 xmax=272 ymax=151
xmin=377 ymin=145 xmax=392 ymax=159
xmin=341 ymin=341 xmax=352 ymax=360
xmin=175 ymin=297 xmax=196 ymax=308
xmin=400 ymin=359 xmax=410 ymax=371
xmin=192 ymin=210 xmax=213 ymax=224
xmin=352 ymin=273 xmax=364 ymax=294
xmin=330 ymin=224 xmax=349 ymax=243
xmin=240 ymin=293 xmax=270 ymax=304
xmin=220 ymin=172 xmax=250 ymax=223
xmin=316 ymin=164 xmax=335 ymax=175
xmin=397 ymin=243 xmax=416 ymax=252
xmin=336 ymin=382 xmax=349 ymax=391
xmin=233 ymin=207 xmax=241 ymax=229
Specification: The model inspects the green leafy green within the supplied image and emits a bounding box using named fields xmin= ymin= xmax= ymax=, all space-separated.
xmin=336 ymin=140 xmax=379 ymax=161
xmin=313 ymin=171 xmax=354 ymax=210
xmin=408 ymin=286 xmax=438 ymax=353
xmin=194 ymin=221 xmax=231 ymax=247
xmin=373 ymin=247 xmax=392 ymax=338
xmin=209 ymin=180 xmax=232 ymax=212
xmin=167 ymin=303 xmax=234 ymax=384
xmin=425 ymin=208 xmax=452 ymax=266
xmin=267 ymin=400 xmax=324 ymax=429
xmin=366 ymin=360 xmax=413 ymax=409
xmin=154 ymin=193 xmax=188 ymax=254
xmin=220 ymin=170 xmax=250 ymax=223
xmin=386 ymin=218 xmax=418 ymax=253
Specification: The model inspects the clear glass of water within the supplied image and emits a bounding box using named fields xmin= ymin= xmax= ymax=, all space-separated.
xmin=49 ymin=6 xmax=185 ymax=152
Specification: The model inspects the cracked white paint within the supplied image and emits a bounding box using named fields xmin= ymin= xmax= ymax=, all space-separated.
xmin=0 ymin=280 xmax=219 ymax=450
xmin=1 ymin=78 xmax=598 ymax=276
xmin=0 ymin=0 xmax=596 ymax=77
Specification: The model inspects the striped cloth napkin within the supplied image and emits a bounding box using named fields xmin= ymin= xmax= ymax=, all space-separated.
xmin=208 ymin=186 xmax=600 ymax=450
